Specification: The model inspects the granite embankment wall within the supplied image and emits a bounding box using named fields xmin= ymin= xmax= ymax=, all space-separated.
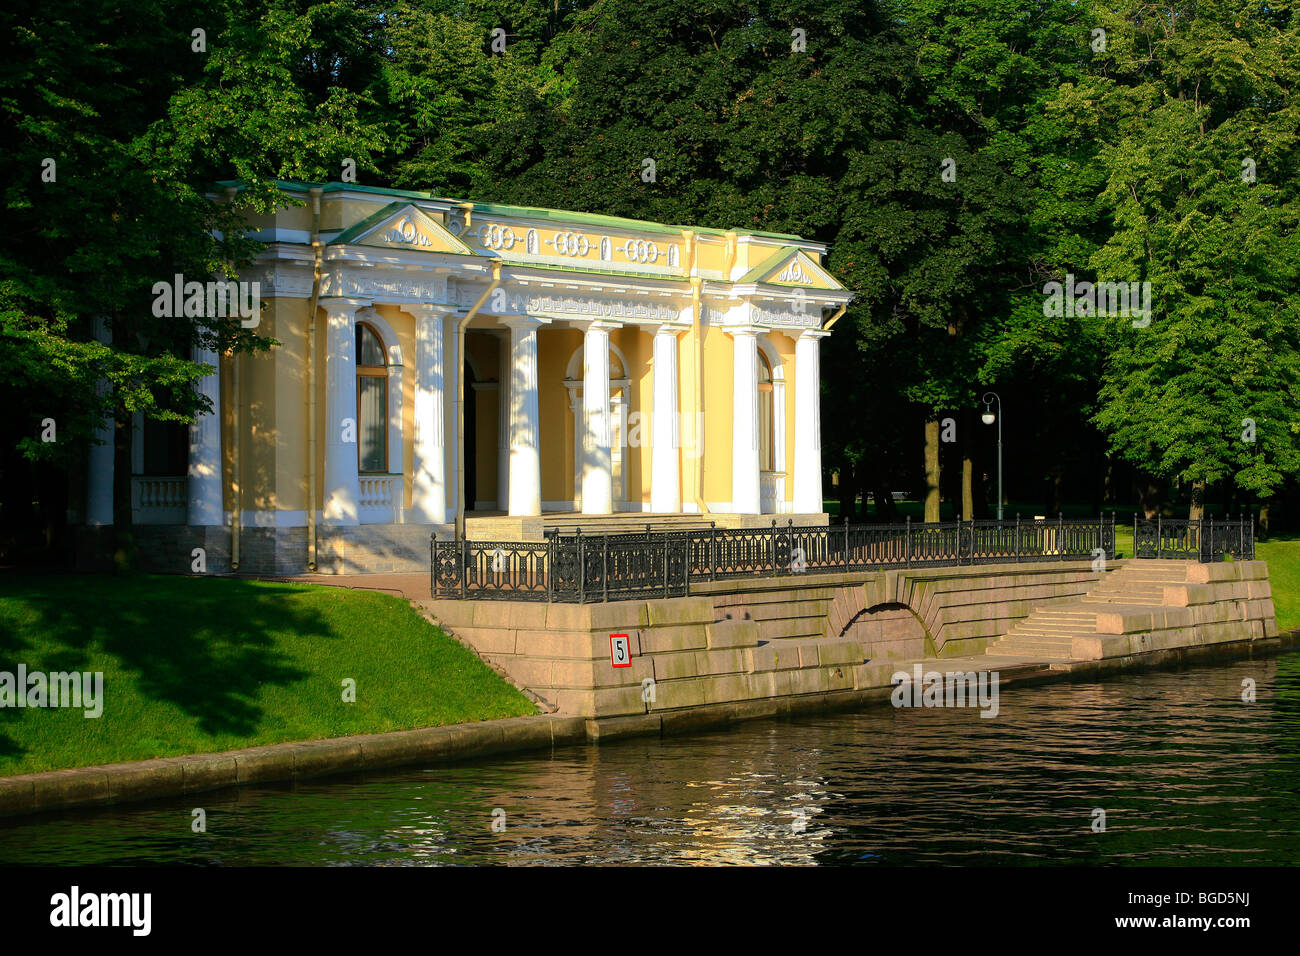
xmin=418 ymin=560 xmax=1120 ymax=718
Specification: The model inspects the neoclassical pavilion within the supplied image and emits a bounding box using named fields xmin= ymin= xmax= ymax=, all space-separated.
xmin=111 ymin=181 xmax=851 ymax=574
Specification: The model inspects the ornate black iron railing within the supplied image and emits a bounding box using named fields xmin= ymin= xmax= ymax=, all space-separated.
xmin=428 ymin=512 xmax=1229 ymax=603
xmin=1132 ymin=515 xmax=1255 ymax=562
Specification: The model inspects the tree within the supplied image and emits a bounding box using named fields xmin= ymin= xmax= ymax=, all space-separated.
xmin=1061 ymin=0 xmax=1300 ymax=519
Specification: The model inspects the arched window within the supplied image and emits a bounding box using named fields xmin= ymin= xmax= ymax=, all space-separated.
xmin=356 ymin=322 xmax=388 ymax=473
xmin=758 ymin=350 xmax=774 ymax=472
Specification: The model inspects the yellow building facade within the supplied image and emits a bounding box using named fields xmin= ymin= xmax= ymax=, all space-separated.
xmin=123 ymin=181 xmax=851 ymax=574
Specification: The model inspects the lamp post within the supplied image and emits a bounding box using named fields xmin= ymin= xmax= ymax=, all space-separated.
xmin=981 ymin=391 xmax=1003 ymax=521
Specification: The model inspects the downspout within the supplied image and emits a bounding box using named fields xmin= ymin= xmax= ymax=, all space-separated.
xmin=455 ymin=260 xmax=502 ymax=540
xmin=305 ymin=187 xmax=324 ymax=571
xmin=822 ymin=303 xmax=847 ymax=331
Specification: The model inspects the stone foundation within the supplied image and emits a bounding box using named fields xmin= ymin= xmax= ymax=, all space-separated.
xmin=418 ymin=559 xmax=1277 ymax=719
xmin=123 ymin=522 xmax=449 ymax=575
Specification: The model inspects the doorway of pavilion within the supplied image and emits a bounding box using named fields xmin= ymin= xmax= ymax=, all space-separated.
xmin=464 ymin=360 xmax=477 ymax=510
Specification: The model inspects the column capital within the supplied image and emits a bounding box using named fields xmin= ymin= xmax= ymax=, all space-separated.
xmin=402 ymin=303 xmax=457 ymax=320
xmin=501 ymin=315 xmax=551 ymax=331
xmin=796 ymin=327 xmax=832 ymax=340
xmin=571 ymin=318 xmax=623 ymax=332
xmin=725 ymin=324 xmax=767 ymax=339
xmin=644 ymin=323 xmax=687 ymax=338
xmin=318 ymin=296 xmax=371 ymax=315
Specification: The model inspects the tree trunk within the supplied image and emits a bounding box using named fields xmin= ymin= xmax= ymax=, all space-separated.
xmin=836 ymin=458 xmax=858 ymax=523
xmin=924 ymin=416 xmax=940 ymax=522
xmin=1189 ymin=478 xmax=1206 ymax=521
xmin=871 ymin=477 xmax=900 ymax=522
xmin=961 ymin=408 xmax=974 ymax=521
xmin=112 ymin=409 xmax=135 ymax=573
xmin=1135 ymin=474 xmax=1162 ymax=519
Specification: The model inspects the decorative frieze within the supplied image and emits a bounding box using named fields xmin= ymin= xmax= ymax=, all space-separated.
xmin=453 ymin=286 xmax=680 ymax=322
xmin=322 ymin=270 xmax=449 ymax=303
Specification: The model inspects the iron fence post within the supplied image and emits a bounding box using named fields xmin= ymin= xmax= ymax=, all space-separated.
xmin=906 ymin=515 xmax=911 ymax=569
xmin=844 ymin=517 xmax=850 ymax=570
xmin=1058 ymin=513 xmax=1064 ymax=561
xmin=431 ymin=535 xmax=437 ymax=598
xmin=684 ymin=532 xmax=691 ymax=596
xmin=547 ymin=533 xmax=555 ymax=602
xmin=1015 ymin=513 xmax=1021 ymax=563
xmin=1133 ymin=512 xmax=1138 ymax=560
xmin=663 ymin=533 xmax=669 ymax=597
xmin=710 ymin=521 xmax=717 ymax=582
xmin=1207 ymin=513 xmax=1214 ymax=563
xmin=602 ymin=535 xmax=609 ymax=602
xmin=770 ymin=520 xmax=777 ymax=576
xmin=577 ymin=530 xmax=585 ymax=603
xmin=1239 ymin=513 xmax=1244 ymax=558
xmin=1157 ymin=515 xmax=1162 ymax=559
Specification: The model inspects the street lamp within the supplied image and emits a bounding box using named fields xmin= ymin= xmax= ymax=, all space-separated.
xmin=982 ymin=391 xmax=1003 ymax=521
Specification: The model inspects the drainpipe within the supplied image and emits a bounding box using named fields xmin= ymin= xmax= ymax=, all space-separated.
xmin=822 ymin=303 xmax=847 ymax=331
xmin=305 ymin=187 xmax=324 ymax=571
xmin=455 ymin=260 xmax=502 ymax=540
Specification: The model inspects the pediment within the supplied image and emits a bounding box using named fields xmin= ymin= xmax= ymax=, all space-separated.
xmin=742 ymin=247 xmax=843 ymax=290
xmin=333 ymin=203 xmax=475 ymax=255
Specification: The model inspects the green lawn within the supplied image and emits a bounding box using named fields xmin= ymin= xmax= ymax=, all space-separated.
xmin=1256 ymin=536 xmax=1300 ymax=633
xmin=0 ymin=574 xmax=536 ymax=776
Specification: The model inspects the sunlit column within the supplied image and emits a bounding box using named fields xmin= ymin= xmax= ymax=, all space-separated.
xmin=650 ymin=325 xmax=681 ymax=512
xmin=323 ymin=298 xmax=366 ymax=524
xmin=503 ymin=316 xmax=545 ymax=516
xmin=794 ymin=329 xmax=829 ymax=514
xmin=407 ymin=304 xmax=449 ymax=524
xmin=578 ymin=320 xmax=619 ymax=515
xmin=729 ymin=326 xmax=763 ymax=515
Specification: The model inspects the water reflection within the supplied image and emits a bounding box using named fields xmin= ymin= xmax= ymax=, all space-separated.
xmin=2 ymin=653 xmax=1299 ymax=866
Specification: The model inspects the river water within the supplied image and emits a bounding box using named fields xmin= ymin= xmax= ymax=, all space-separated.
xmin=3 ymin=653 xmax=1299 ymax=866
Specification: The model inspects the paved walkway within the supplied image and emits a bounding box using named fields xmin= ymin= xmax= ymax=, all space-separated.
xmin=266 ymin=572 xmax=432 ymax=600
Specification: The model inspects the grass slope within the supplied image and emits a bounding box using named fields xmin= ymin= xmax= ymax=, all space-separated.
xmin=0 ymin=574 xmax=535 ymax=776
xmin=1256 ymin=536 xmax=1300 ymax=633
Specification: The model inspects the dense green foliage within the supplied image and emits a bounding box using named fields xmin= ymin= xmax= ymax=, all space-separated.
xmin=4 ymin=0 xmax=1299 ymax=555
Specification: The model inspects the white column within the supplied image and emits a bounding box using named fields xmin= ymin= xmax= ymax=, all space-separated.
xmin=504 ymin=316 xmax=545 ymax=516
xmin=323 ymin=298 xmax=367 ymax=524
xmin=794 ymin=329 xmax=828 ymax=514
xmin=496 ymin=331 xmax=510 ymax=512
xmin=188 ymin=344 xmax=223 ymax=525
xmin=87 ymin=315 xmax=114 ymax=526
xmin=578 ymin=320 xmax=618 ymax=515
xmin=407 ymin=305 xmax=447 ymax=524
xmin=730 ymin=327 xmax=763 ymax=515
xmin=650 ymin=325 xmax=681 ymax=512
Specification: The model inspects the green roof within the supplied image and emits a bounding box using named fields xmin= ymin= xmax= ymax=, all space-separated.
xmin=214 ymin=179 xmax=810 ymax=243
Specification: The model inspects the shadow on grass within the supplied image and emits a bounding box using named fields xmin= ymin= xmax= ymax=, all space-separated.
xmin=0 ymin=573 xmax=335 ymax=764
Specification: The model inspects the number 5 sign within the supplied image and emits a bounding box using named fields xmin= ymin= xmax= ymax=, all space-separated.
xmin=610 ymin=633 xmax=631 ymax=668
